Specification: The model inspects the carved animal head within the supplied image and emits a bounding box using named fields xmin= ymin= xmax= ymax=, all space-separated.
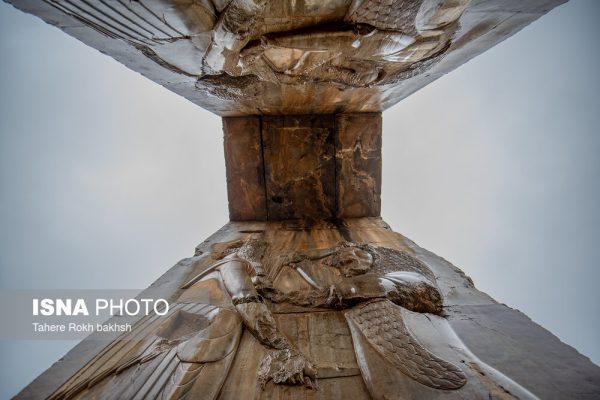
xmin=326 ymin=247 xmax=374 ymax=277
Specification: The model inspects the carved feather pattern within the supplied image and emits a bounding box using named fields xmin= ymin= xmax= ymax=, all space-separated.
xmin=160 ymin=362 xmax=205 ymax=399
xmin=371 ymin=246 xmax=436 ymax=281
xmin=43 ymin=0 xmax=187 ymax=45
xmin=345 ymin=0 xmax=422 ymax=34
xmin=48 ymin=303 xmax=240 ymax=400
xmin=346 ymin=299 xmax=467 ymax=390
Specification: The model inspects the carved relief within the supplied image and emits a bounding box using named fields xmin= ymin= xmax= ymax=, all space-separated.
xmin=49 ymin=237 xmax=538 ymax=399
xmin=201 ymin=0 xmax=471 ymax=88
xmin=263 ymin=241 xmax=538 ymax=398
xmin=43 ymin=1 xmax=468 ymax=91
xmin=16 ymin=1 xmax=564 ymax=115
xmin=7 ymin=1 xmax=580 ymax=399
xmin=267 ymin=243 xmax=443 ymax=314
xmin=346 ymin=299 xmax=466 ymax=390
xmin=48 ymin=304 xmax=243 ymax=400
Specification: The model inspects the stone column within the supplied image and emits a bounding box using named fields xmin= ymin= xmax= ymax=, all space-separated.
xmin=223 ymin=113 xmax=382 ymax=221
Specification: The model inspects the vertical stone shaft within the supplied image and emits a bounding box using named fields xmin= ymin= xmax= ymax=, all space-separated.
xmin=223 ymin=113 xmax=381 ymax=221
xmin=223 ymin=116 xmax=267 ymax=221
xmin=335 ymin=113 xmax=382 ymax=218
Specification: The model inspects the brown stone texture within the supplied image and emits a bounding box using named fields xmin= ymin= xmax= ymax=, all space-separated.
xmin=223 ymin=117 xmax=267 ymax=221
xmin=335 ymin=113 xmax=382 ymax=218
xmin=223 ymin=114 xmax=382 ymax=221
xmin=262 ymin=115 xmax=336 ymax=220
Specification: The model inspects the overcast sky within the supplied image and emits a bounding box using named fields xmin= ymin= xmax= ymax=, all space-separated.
xmin=1 ymin=0 xmax=599 ymax=398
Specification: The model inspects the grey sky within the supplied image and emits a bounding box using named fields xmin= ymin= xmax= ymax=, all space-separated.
xmin=1 ymin=0 xmax=599 ymax=398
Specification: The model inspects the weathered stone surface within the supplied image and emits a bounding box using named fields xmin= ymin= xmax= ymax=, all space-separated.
xmin=447 ymin=303 xmax=600 ymax=400
xmin=335 ymin=113 xmax=382 ymax=218
xmin=262 ymin=115 xmax=336 ymax=220
xmin=4 ymin=0 xmax=567 ymax=116
xmin=223 ymin=117 xmax=267 ymax=221
xmin=16 ymin=218 xmax=600 ymax=399
xmin=8 ymin=2 xmax=596 ymax=399
xmin=223 ymin=114 xmax=382 ymax=221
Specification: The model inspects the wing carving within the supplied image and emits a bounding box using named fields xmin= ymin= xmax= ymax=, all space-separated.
xmin=345 ymin=299 xmax=467 ymax=390
xmin=48 ymin=303 xmax=242 ymax=400
xmin=345 ymin=0 xmax=422 ymax=34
